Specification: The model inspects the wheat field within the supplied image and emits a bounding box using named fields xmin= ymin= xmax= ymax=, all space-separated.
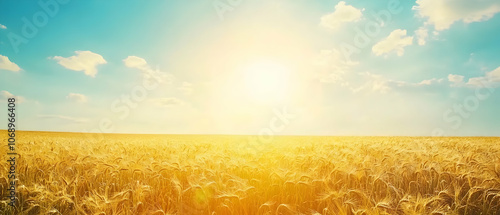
xmin=0 ymin=131 xmax=499 ymax=215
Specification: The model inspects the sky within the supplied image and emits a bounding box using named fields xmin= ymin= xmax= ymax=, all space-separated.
xmin=0 ymin=0 xmax=499 ymax=136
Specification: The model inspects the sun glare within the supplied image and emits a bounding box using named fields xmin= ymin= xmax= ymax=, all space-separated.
xmin=243 ymin=60 xmax=290 ymax=104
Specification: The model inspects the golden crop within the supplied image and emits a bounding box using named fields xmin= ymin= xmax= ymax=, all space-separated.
xmin=1 ymin=131 xmax=499 ymax=214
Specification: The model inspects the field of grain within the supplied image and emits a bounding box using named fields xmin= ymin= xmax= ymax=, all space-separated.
xmin=0 ymin=131 xmax=499 ymax=214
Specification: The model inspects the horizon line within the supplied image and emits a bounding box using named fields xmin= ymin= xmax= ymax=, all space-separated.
xmin=2 ymin=129 xmax=499 ymax=138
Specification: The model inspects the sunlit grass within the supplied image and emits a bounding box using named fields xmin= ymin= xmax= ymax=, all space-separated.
xmin=0 ymin=131 xmax=499 ymax=214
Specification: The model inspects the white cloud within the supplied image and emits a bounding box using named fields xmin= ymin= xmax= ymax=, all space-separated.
xmin=465 ymin=77 xmax=488 ymax=88
xmin=417 ymin=78 xmax=444 ymax=86
xmin=448 ymin=74 xmax=465 ymax=87
xmin=66 ymin=93 xmax=88 ymax=103
xmin=0 ymin=90 xmax=25 ymax=103
xmin=313 ymin=48 xmax=444 ymax=91
xmin=0 ymin=55 xmax=21 ymax=72
xmin=465 ymin=66 xmax=500 ymax=88
xmin=0 ymin=24 xmax=6 ymax=29
xmin=413 ymin=0 xmax=500 ymax=30
xmin=352 ymin=72 xmax=392 ymax=93
xmin=313 ymin=49 xmax=357 ymax=84
xmin=372 ymin=29 xmax=413 ymax=56
xmin=151 ymin=97 xmax=185 ymax=107
xmin=38 ymin=114 xmax=89 ymax=123
xmin=51 ymin=51 xmax=107 ymax=77
xmin=123 ymin=56 xmax=148 ymax=70
xmin=320 ymin=1 xmax=363 ymax=30
xmin=314 ymin=49 xmax=358 ymax=68
xmin=352 ymin=73 xmax=444 ymax=94
xmin=122 ymin=56 xmax=174 ymax=84
xmin=319 ymin=73 xmax=349 ymax=85
xmin=487 ymin=67 xmax=500 ymax=82
xmin=0 ymin=90 xmax=14 ymax=98
xmin=415 ymin=27 xmax=429 ymax=46
xmin=448 ymin=67 xmax=500 ymax=88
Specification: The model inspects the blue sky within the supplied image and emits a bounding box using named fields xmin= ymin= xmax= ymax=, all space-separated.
xmin=0 ymin=0 xmax=499 ymax=136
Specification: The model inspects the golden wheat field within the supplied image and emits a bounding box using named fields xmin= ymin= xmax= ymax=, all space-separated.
xmin=0 ymin=131 xmax=499 ymax=215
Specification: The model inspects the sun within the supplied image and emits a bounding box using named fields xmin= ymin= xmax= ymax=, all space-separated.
xmin=242 ymin=60 xmax=290 ymax=104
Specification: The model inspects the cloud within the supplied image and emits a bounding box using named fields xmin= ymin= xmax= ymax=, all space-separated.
xmin=487 ymin=67 xmax=500 ymax=82
xmin=151 ymin=97 xmax=185 ymax=107
xmin=123 ymin=56 xmax=148 ymax=70
xmin=0 ymin=24 xmax=6 ymax=29
xmin=123 ymin=56 xmax=174 ymax=84
xmin=37 ymin=114 xmax=89 ymax=123
xmin=313 ymin=49 xmax=357 ymax=84
xmin=313 ymin=48 xmax=444 ymax=92
xmin=417 ymin=78 xmax=444 ymax=86
xmin=372 ymin=29 xmax=413 ymax=56
xmin=352 ymin=72 xmax=392 ymax=93
xmin=314 ymin=48 xmax=447 ymax=93
xmin=0 ymin=90 xmax=25 ymax=103
xmin=351 ymin=73 xmax=444 ymax=94
xmin=448 ymin=74 xmax=465 ymax=87
xmin=320 ymin=1 xmax=363 ymax=30
xmin=0 ymin=55 xmax=21 ymax=72
xmin=413 ymin=0 xmax=500 ymax=30
xmin=462 ymin=66 xmax=500 ymax=88
xmin=66 ymin=93 xmax=88 ymax=103
xmin=51 ymin=51 xmax=107 ymax=77
xmin=415 ymin=27 xmax=429 ymax=46
xmin=314 ymin=49 xmax=358 ymax=69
